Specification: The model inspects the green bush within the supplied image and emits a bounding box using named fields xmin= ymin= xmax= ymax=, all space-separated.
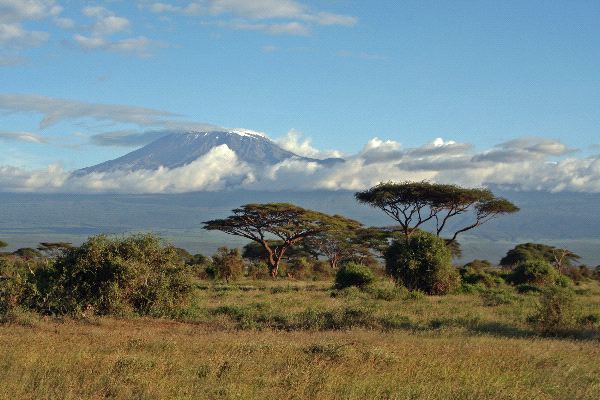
xmin=0 ymin=257 xmax=48 ymax=319
xmin=459 ymin=260 xmax=504 ymax=288
xmin=384 ymin=232 xmax=460 ymax=295
xmin=46 ymin=234 xmax=193 ymax=317
xmin=528 ymin=286 xmax=576 ymax=333
xmin=334 ymin=263 xmax=375 ymax=289
xmin=510 ymin=260 xmax=565 ymax=286
xmin=479 ymin=288 xmax=518 ymax=306
xmin=211 ymin=247 xmax=244 ymax=282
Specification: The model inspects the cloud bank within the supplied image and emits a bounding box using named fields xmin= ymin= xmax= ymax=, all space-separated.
xmin=2 ymin=133 xmax=600 ymax=194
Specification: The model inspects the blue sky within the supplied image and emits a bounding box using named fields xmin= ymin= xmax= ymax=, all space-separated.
xmin=1 ymin=0 xmax=600 ymax=193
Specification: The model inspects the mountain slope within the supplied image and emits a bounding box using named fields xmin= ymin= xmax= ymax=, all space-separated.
xmin=76 ymin=129 xmax=343 ymax=175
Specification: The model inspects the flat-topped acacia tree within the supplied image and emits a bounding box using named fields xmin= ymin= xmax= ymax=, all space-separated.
xmin=203 ymin=203 xmax=339 ymax=277
xmin=355 ymin=181 xmax=519 ymax=243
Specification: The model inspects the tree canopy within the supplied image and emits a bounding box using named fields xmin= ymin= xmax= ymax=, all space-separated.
xmin=355 ymin=181 xmax=519 ymax=242
xmin=303 ymin=216 xmax=373 ymax=269
xmin=500 ymin=243 xmax=581 ymax=273
xmin=203 ymin=203 xmax=338 ymax=277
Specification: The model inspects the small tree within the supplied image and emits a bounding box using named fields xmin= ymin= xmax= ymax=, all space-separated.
xmin=334 ymin=263 xmax=375 ymax=289
xmin=212 ymin=247 xmax=244 ymax=282
xmin=355 ymin=181 xmax=519 ymax=243
xmin=204 ymin=203 xmax=336 ymax=277
xmin=384 ymin=231 xmax=459 ymax=295
xmin=500 ymin=243 xmax=580 ymax=274
xmin=0 ymin=240 xmax=7 ymax=250
xmin=303 ymin=217 xmax=382 ymax=269
xmin=510 ymin=260 xmax=565 ymax=286
xmin=47 ymin=234 xmax=192 ymax=316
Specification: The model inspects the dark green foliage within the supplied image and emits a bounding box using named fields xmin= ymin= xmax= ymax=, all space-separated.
xmin=528 ymin=286 xmax=576 ymax=333
xmin=204 ymin=203 xmax=338 ymax=277
xmin=516 ymin=284 xmax=544 ymax=294
xmin=384 ymin=231 xmax=460 ymax=295
xmin=500 ymin=243 xmax=580 ymax=269
xmin=334 ymin=263 xmax=375 ymax=289
xmin=479 ymin=288 xmax=518 ymax=306
xmin=211 ymin=247 xmax=244 ymax=283
xmin=0 ymin=240 xmax=7 ymax=249
xmin=459 ymin=260 xmax=504 ymax=288
xmin=46 ymin=234 xmax=193 ymax=316
xmin=0 ymin=257 xmax=48 ymax=319
xmin=509 ymin=260 xmax=566 ymax=286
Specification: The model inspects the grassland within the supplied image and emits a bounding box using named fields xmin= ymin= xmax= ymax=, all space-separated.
xmin=1 ymin=280 xmax=599 ymax=400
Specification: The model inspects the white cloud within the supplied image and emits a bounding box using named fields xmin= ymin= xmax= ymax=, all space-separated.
xmin=0 ymin=93 xmax=179 ymax=128
xmin=0 ymin=130 xmax=47 ymax=143
xmin=0 ymin=163 xmax=68 ymax=192
xmin=68 ymin=144 xmax=250 ymax=193
xmin=0 ymin=0 xmax=60 ymax=50
xmin=276 ymin=129 xmax=343 ymax=159
xmin=3 ymin=133 xmax=600 ymax=194
xmin=142 ymin=0 xmax=356 ymax=35
xmin=74 ymin=34 xmax=161 ymax=56
xmin=72 ymin=5 xmax=162 ymax=56
xmin=82 ymin=6 xmax=130 ymax=36
xmin=0 ymin=22 xmax=48 ymax=46
xmin=0 ymin=0 xmax=61 ymax=24
xmin=54 ymin=17 xmax=74 ymax=29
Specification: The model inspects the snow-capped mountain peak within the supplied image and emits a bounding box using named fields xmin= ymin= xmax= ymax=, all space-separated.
xmin=75 ymin=128 xmax=344 ymax=176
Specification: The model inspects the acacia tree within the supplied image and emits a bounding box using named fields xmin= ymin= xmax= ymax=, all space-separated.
xmin=355 ymin=181 xmax=519 ymax=243
xmin=303 ymin=216 xmax=373 ymax=269
xmin=203 ymin=203 xmax=336 ymax=277
xmin=500 ymin=243 xmax=581 ymax=274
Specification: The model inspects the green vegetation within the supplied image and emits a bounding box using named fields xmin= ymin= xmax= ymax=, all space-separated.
xmin=334 ymin=262 xmax=375 ymax=289
xmin=385 ymin=231 xmax=460 ymax=294
xmin=2 ymin=182 xmax=600 ymax=399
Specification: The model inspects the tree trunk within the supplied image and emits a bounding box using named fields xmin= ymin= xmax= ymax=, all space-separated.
xmin=270 ymin=258 xmax=280 ymax=278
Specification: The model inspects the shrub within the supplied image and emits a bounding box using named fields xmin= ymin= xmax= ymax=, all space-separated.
xmin=384 ymin=232 xmax=460 ymax=295
xmin=528 ymin=286 xmax=576 ymax=333
xmin=211 ymin=247 xmax=244 ymax=283
xmin=510 ymin=260 xmax=564 ymax=286
xmin=46 ymin=234 xmax=193 ymax=316
xmin=246 ymin=261 xmax=270 ymax=279
xmin=479 ymin=288 xmax=518 ymax=306
xmin=334 ymin=263 xmax=375 ymax=289
xmin=459 ymin=260 xmax=504 ymax=288
xmin=0 ymin=257 xmax=48 ymax=318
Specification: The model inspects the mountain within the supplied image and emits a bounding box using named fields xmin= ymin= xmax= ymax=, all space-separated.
xmin=76 ymin=129 xmax=343 ymax=175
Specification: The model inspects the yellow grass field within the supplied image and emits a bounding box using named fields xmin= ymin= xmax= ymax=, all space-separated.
xmin=1 ymin=280 xmax=599 ymax=399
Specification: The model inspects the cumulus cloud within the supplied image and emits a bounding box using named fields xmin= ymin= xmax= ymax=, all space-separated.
xmin=0 ymin=0 xmax=61 ymax=49
xmin=276 ymin=129 xmax=342 ymax=159
xmin=72 ymin=5 xmax=163 ymax=56
xmin=0 ymin=145 xmax=251 ymax=193
xmin=142 ymin=0 xmax=357 ymax=35
xmin=2 ymin=133 xmax=599 ymax=194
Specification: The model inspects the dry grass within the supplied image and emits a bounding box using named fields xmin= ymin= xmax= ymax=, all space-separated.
xmin=1 ymin=279 xmax=599 ymax=399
